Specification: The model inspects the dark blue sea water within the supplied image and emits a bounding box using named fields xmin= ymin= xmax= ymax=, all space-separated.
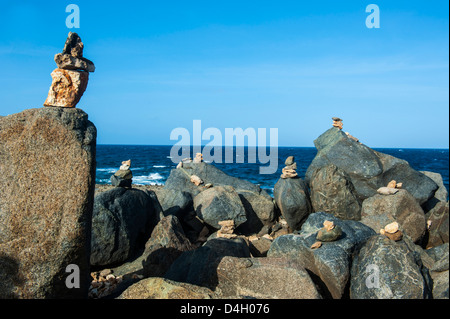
xmin=96 ymin=145 xmax=449 ymax=196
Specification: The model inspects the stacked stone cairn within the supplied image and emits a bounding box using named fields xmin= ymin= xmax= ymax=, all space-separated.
xmin=44 ymin=32 xmax=95 ymax=108
xmin=310 ymin=220 xmax=343 ymax=249
xmin=332 ymin=117 xmax=343 ymax=130
xmin=281 ymin=156 xmax=298 ymax=179
xmin=111 ymin=160 xmax=133 ymax=187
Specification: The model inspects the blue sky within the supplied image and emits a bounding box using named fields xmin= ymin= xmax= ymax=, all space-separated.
xmin=0 ymin=0 xmax=448 ymax=148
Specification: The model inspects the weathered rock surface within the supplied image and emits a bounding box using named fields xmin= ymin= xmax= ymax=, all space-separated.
xmin=305 ymin=127 xmax=438 ymax=205
xmin=90 ymin=187 xmax=158 ymax=267
xmin=267 ymin=212 xmax=375 ymax=299
xmin=0 ymin=107 xmax=96 ymax=298
xmin=420 ymin=171 xmax=449 ymax=212
xmin=309 ymin=164 xmax=361 ymax=220
xmin=360 ymin=189 xmax=426 ymax=243
xmin=155 ymin=187 xmax=193 ymax=218
xmin=142 ymin=215 xmax=195 ymax=277
xmin=164 ymin=162 xmax=275 ymax=234
xmin=164 ymin=237 xmax=250 ymax=289
xmin=350 ymin=235 xmax=432 ymax=299
xmin=43 ymin=68 xmax=89 ymax=108
xmin=273 ymin=177 xmax=312 ymax=230
xmin=54 ymin=53 xmax=95 ymax=73
xmin=425 ymin=201 xmax=449 ymax=248
xmin=117 ymin=277 xmax=215 ymax=299
xmin=215 ymin=256 xmax=322 ymax=299
xmin=193 ymin=185 xmax=247 ymax=230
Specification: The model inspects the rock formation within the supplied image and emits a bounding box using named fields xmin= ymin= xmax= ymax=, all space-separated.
xmin=274 ymin=156 xmax=312 ymax=231
xmin=306 ymin=126 xmax=438 ymax=207
xmin=44 ymin=32 xmax=95 ymax=108
xmin=111 ymin=160 xmax=133 ymax=187
xmin=0 ymin=107 xmax=96 ymax=298
xmin=332 ymin=117 xmax=343 ymax=130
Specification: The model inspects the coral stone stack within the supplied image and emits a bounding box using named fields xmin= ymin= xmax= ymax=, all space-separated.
xmin=44 ymin=32 xmax=95 ymax=108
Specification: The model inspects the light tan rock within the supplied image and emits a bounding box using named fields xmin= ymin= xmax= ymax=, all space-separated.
xmin=323 ymin=220 xmax=335 ymax=231
xmin=193 ymin=153 xmax=203 ymax=163
xmin=190 ymin=174 xmax=203 ymax=186
xmin=44 ymin=68 xmax=89 ymax=108
xmin=384 ymin=221 xmax=399 ymax=234
xmin=310 ymin=241 xmax=322 ymax=249
xmin=377 ymin=186 xmax=399 ymax=195
xmin=387 ymin=180 xmax=397 ymax=188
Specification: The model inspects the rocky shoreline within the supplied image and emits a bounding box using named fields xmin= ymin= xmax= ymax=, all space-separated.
xmin=83 ymin=123 xmax=449 ymax=300
xmin=0 ymin=33 xmax=448 ymax=300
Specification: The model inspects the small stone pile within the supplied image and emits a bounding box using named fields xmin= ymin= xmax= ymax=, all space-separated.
xmin=111 ymin=160 xmax=133 ymax=187
xmin=332 ymin=117 xmax=343 ymax=130
xmin=89 ymin=269 xmax=124 ymax=299
xmin=44 ymin=32 xmax=95 ymax=108
xmin=190 ymin=174 xmax=204 ymax=186
xmin=217 ymin=220 xmax=237 ymax=239
xmin=311 ymin=220 xmax=343 ymax=249
xmin=281 ymin=156 xmax=298 ymax=179
xmin=377 ymin=180 xmax=403 ymax=195
xmin=380 ymin=221 xmax=403 ymax=241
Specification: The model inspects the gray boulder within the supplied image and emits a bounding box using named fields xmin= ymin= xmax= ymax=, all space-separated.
xmin=350 ymin=235 xmax=432 ymax=299
xmin=164 ymin=162 xmax=275 ymax=234
xmin=155 ymin=187 xmax=193 ymax=218
xmin=425 ymin=201 xmax=449 ymax=248
xmin=267 ymin=212 xmax=375 ymax=299
xmin=305 ymin=127 xmax=438 ymax=205
xmin=215 ymin=256 xmax=322 ymax=299
xmin=90 ymin=187 xmax=157 ymax=267
xmin=309 ymin=164 xmax=361 ymax=220
xmin=273 ymin=177 xmax=312 ymax=230
xmin=164 ymin=237 xmax=250 ymax=289
xmin=142 ymin=215 xmax=195 ymax=278
xmin=360 ymin=189 xmax=427 ymax=243
xmin=420 ymin=171 xmax=449 ymax=212
xmin=193 ymin=185 xmax=247 ymax=230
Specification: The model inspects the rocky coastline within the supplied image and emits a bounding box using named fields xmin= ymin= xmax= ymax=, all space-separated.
xmin=0 ymin=33 xmax=448 ymax=300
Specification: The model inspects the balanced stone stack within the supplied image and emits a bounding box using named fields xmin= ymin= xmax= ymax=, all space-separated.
xmin=332 ymin=117 xmax=343 ymax=130
xmin=44 ymin=32 xmax=95 ymax=108
xmin=111 ymin=160 xmax=133 ymax=187
xmin=281 ymin=156 xmax=298 ymax=179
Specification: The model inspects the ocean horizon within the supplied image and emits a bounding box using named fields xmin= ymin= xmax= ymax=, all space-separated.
xmin=96 ymin=145 xmax=449 ymax=196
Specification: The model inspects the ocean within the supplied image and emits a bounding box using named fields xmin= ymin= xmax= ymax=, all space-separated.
xmin=96 ymin=145 xmax=449 ymax=196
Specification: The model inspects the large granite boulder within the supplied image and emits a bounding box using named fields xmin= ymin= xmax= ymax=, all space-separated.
xmin=193 ymin=185 xmax=247 ymax=230
xmin=142 ymin=215 xmax=195 ymax=277
xmin=350 ymin=235 xmax=432 ymax=299
xmin=309 ymin=164 xmax=361 ymax=220
xmin=360 ymin=189 xmax=427 ymax=243
xmin=0 ymin=107 xmax=96 ymax=298
xmin=164 ymin=237 xmax=250 ymax=289
xmin=118 ymin=277 xmax=216 ymax=299
xmin=215 ymin=256 xmax=322 ymax=299
xmin=164 ymin=162 xmax=276 ymax=234
xmin=305 ymin=128 xmax=438 ymax=206
xmin=273 ymin=177 xmax=312 ymax=230
xmin=90 ymin=187 xmax=158 ymax=267
xmin=420 ymin=171 xmax=449 ymax=212
xmin=267 ymin=212 xmax=375 ymax=299
xmin=424 ymin=201 xmax=449 ymax=248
